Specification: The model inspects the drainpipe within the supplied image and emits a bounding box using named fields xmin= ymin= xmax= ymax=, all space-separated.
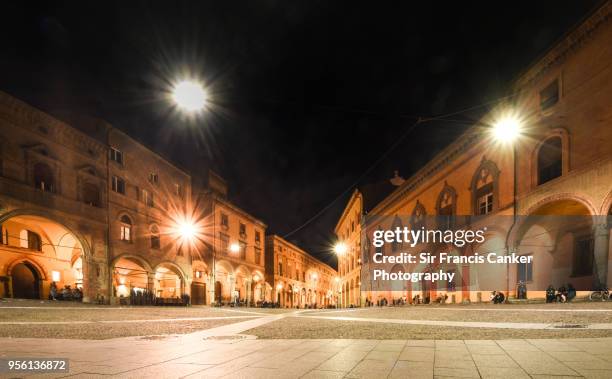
xmin=105 ymin=126 xmax=112 ymax=304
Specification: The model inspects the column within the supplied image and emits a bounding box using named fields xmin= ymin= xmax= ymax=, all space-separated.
xmin=594 ymin=223 xmax=610 ymax=289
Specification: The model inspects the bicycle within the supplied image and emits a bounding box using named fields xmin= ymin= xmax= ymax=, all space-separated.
xmin=589 ymin=288 xmax=610 ymax=301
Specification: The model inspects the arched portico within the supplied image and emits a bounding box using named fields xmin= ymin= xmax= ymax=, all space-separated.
xmin=0 ymin=210 xmax=91 ymax=301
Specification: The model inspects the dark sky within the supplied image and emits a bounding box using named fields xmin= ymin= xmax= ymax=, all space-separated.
xmin=1 ymin=1 xmax=601 ymax=267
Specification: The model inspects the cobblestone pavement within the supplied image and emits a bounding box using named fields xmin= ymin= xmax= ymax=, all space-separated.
xmin=3 ymin=306 xmax=612 ymax=377
xmin=3 ymin=335 xmax=612 ymax=378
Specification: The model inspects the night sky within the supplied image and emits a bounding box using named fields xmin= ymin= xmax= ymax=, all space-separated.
xmin=1 ymin=1 xmax=601 ymax=267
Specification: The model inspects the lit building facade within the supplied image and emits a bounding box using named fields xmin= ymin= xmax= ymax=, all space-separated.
xmin=338 ymin=3 xmax=612 ymax=304
xmin=193 ymin=176 xmax=268 ymax=305
xmin=335 ymin=190 xmax=363 ymax=307
xmin=265 ymin=235 xmax=337 ymax=308
xmin=0 ymin=91 xmax=270 ymax=305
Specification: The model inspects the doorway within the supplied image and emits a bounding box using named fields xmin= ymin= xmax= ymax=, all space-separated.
xmin=12 ymin=262 xmax=40 ymax=299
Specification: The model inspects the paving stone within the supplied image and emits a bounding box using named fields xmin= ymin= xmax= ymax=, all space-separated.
xmin=477 ymin=366 xmax=531 ymax=379
xmin=389 ymin=360 xmax=433 ymax=379
xmin=471 ymin=353 xmax=519 ymax=368
xmin=345 ymin=359 xmax=396 ymax=378
xmin=300 ymin=370 xmax=348 ymax=378
xmin=433 ymin=366 xmax=480 ymax=378
xmin=364 ymin=350 xmax=400 ymax=361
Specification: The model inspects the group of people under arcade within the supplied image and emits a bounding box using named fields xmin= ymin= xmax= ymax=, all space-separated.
xmin=49 ymin=281 xmax=82 ymax=301
xmin=546 ymin=284 xmax=577 ymax=303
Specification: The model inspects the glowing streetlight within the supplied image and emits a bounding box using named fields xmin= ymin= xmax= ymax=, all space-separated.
xmin=334 ymin=242 xmax=347 ymax=255
xmin=276 ymin=283 xmax=283 ymax=290
xmin=178 ymin=221 xmax=196 ymax=241
xmin=492 ymin=115 xmax=522 ymax=143
xmin=312 ymin=273 xmax=318 ymax=281
xmin=229 ymin=242 xmax=240 ymax=253
xmin=172 ymin=80 xmax=207 ymax=112
xmin=335 ymin=277 xmax=340 ymax=283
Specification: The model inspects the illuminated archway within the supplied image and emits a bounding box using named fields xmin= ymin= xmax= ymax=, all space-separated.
xmin=0 ymin=212 xmax=88 ymax=300
xmin=154 ymin=262 xmax=186 ymax=298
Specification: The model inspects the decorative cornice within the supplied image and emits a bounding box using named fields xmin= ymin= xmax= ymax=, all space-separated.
xmin=370 ymin=130 xmax=482 ymax=216
xmin=513 ymin=1 xmax=611 ymax=89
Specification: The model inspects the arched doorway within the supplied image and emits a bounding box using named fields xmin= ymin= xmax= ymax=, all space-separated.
xmin=11 ymin=261 xmax=41 ymax=299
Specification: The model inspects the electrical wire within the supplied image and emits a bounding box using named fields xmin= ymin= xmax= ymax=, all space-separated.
xmin=283 ymin=92 xmax=519 ymax=239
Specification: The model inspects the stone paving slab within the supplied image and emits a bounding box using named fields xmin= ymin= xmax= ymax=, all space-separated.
xmin=2 ymin=336 xmax=612 ymax=378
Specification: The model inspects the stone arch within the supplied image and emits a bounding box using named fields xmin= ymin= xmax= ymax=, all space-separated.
xmin=600 ymin=189 xmax=612 ymax=216
xmin=153 ymin=261 xmax=187 ymax=298
xmin=110 ymin=253 xmax=153 ymax=273
xmin=7 ymin=257 xmax=47 ymax=281
xmin=0 ymin=209 xmax=92 ymax=259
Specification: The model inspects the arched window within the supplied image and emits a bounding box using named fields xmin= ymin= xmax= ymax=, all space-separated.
xmin=82 ymin=182 xmax=100 ymax=207
xmin=410 ymin=201 xmax=426 ymax=230
xmin=120 ymin=215 xmax=132 ymax=242
xmin=537 ymin=137 xmax=562 ymax=185
xmin=471 ymin=159 xmax=500 ymax=216
xmin=20 ymin=229 xmax=41 ymax=251
xmin=33 ymin=162 xmax=54 ymax=192
xmin=150 ymin=225 xmax=160 ymax=249
xmin=437 ymin=183 xmax=457 ymax=230
xmin=391 ymin=215 xmax=403 ymax=252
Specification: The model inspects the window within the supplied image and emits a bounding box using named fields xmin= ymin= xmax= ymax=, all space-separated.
xmin=255 ymin=231 xmax=261 ymax=246
xmin=278 ymin=261 xmax=283 ymax=276
xmin=109 ymin=147 xmax=123 ymax=164
xmin=177 ymin=244 xmax=184 ymax=256
xmin=391 ymin=216 xmax=403 ymax=252
xmin=537 ymin=137 xmax=562 ymax=185
xmin=476 ymin=184 xmax=494 ymax=215
xmin=150 ymin=225 xmax=160 ymax=249
xmin=112 ymin=176 xmax=125 ymax=194
xmin=351 ymin=221 xmax=355 ymax=232
xmin=220 ymin=213 xmax=229 ymax=229
xmin=447 ymin=270 xmax=456 ymax=292
xmin=34 ymin=162 xmax=54 ymax=192
xmin=149 ymin=173 xmax=159 ymax=185
xmin=1 ymin=225 xmax=7 ymax=245
xmin=174 ymin=183 xmax=183 ymax=198
xmin=472 ymin=161 xmax=499 ymax=216
xmin=239 ymin=223 xmax=246 ymax=238
xmin=437 ymin=185 xmax=456 ymax=230
xmin=219 ymin=233 xmax=229 ymax=253
xmin=51 ymin=270 xmax=61 ymax=282
xmin=142 ymin=189 xmax=154 ymax=207
xmin=517 ymin=256 xmax=533 ymax=282
xmin=120 ymin=215 xmax=132 ymax=241
xmin=540 ymin=79 xmax=559 ymax=111
xmin=255 ymin=247 xmax=262 ymax=265
xmin=410 ymin=202 xmax=426 ymax=230
xmin=20 ymin=230 xmax=41 ymax=251
xmin=573 ymin=236 xmax=594 ymax=277
xmin=82 ymin=182 xmax=100 ymax=207
xmin=239 ymin=241 xmax=246 ymax=260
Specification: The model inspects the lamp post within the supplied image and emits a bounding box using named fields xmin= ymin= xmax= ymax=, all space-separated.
xmin=171 ymin=79 xmax=212 ymax=303
xmin=492 ymin=114 xmax=522 ymax=297
xmin=334 ymin=242 xmax=347 ymax=307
